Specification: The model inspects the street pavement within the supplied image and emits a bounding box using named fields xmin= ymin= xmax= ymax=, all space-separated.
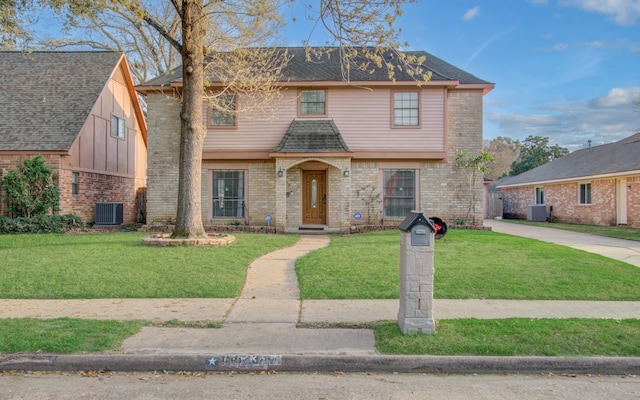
xmin=1 ymin=223 xmax=639 ymax=374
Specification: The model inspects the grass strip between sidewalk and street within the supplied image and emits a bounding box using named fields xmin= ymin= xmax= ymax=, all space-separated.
xmin=372 ymin=318 xmax=640 ymax=356
xmin=0 ymin=232 xmax=299 ymax=299
xmin=296 ymin=230 xmax=640 ymax=301
xmin=1 ymin=318 xmax=638 ymax=356
xmin=0 ymin=318 xmax=146 ymax=354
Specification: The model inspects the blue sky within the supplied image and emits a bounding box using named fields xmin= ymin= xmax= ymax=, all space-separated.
xmin=282 ymin=1 xmax=640 ymax=151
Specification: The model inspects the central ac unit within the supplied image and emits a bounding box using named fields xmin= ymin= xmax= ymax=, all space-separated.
xmin=95 ymin=202 xmax=123 ymax=225
xmin=527 ymin=205 xmax=547 ymax=222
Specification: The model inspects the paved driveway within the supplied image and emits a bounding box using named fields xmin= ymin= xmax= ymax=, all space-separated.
xmin=484 ymin=219 xmax=640 ymax=268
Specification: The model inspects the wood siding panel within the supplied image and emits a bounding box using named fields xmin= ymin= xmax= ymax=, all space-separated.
xmin=94 ymin=116 xmax=107 ymax=171
xmin=78 ymin=117 xmax=94 ymax=169
xmin=203 ymin=87 xmax=446 ymax=154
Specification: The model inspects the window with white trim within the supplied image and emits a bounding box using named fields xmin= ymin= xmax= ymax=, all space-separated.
xmin=213 ymin=170 xmax=245 ymax=217
xmin=383 ymin=169 xmax=416 ymax=217
xmin=579 ymin=183 xmax=592 ymax=204
xmin=393 ymin=91 xmax=419 ymax=126
xmin=111 ymin=115 xmax=126 ymax=138
xmin=535 ymin=187 xmax=544 ymax=204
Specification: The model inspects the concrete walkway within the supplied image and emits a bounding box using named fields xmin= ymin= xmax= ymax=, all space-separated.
xmin=484 ymin=219 xmax=640 ymax=268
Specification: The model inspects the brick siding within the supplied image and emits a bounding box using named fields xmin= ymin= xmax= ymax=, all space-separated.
xmin=503 ymin=174 xmax=640 ymax=228
xmin=0 ymin=153 xmax=143 ymax=223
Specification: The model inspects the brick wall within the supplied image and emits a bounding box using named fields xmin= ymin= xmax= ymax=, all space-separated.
xmin=145 ymin=92 xmax=181 ymax=224
xmin=503 ymin=175 xmax=640 ymax=227
xmin=0 ymin=153 xmax=143 ymax=223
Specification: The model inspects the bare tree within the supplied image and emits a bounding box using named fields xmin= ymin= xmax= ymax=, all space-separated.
xmin=484 ymin=136 xmax=520 ymax=180
xmin=3 ymin=0 xmax=423 ymax=239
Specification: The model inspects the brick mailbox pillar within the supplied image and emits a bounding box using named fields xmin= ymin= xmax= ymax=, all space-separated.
xmin=398 ymin=211 xmax=437 ymax=334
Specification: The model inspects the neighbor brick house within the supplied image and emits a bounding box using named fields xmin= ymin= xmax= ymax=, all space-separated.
xmin=0 ymin=51 xmax=147 ymax=223
xmin=498 ymin=133 xmax=640 ymax=227
xmin=137 ymin=47 xmax=494 ymax=233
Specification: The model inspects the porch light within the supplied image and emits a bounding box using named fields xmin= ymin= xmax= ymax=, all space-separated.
xmin=343 ymin=168 xmax=349 ymax=177
xmin=277 ymin=167 xmax=284 ymax=177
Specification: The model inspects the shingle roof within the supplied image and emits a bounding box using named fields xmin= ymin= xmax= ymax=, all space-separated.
xmin=498 ymin=133 xmax=640 ymax=187
xmin=273 ymin=119 xmax=351 ymax=153
xmin=0 ymin=51 xmax=123 ymax=152
xmin=141 ymin=47 xmax=492 ymax=87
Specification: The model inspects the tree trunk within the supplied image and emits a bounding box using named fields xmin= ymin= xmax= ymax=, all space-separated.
xmin=171 ymin=0 xmax=207 ymax=239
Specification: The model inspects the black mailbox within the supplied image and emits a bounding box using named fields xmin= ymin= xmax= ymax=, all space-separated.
xmin=398 ymin=211 xmax=436 ymax=247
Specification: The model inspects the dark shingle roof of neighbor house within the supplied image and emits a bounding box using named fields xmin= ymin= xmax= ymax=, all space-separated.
xmin=141 ymin=47 xmax=493 ymax=87
xmin=273 ymin=120 xmax=351 ymax=153
xmin=498 ymin=133 xmax=640 ymax=187
xmin=0 ymin=51 xmax=123 ymax=152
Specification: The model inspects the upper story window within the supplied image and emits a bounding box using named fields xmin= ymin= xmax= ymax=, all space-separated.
xmin=392 ymin=91 xmax=420 ymax=127
xmin=111 ymin=115 xmax=126 ymax=138
xmin=209 ymin=93 xmax=237 ymax=128
xmin=299 ymin=89 xmax=326 ymax=116
xmin=579 ymin=182 xmax=592 ymax=205
xmin=535 ymin=187 xmax=544 ymax=204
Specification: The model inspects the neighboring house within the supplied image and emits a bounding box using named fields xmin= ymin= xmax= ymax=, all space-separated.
xmin=137 ymin=47 xmax=494 ymax=233
xmin=0 ymin=51 xmax=147 ymax=224
xmin=498 ymin=133 xmax=640 ymax=227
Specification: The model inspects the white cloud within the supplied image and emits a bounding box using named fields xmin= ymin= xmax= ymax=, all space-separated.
xmin=487 ymin=86 xmax=640 ymax=149
xmin=462 ymin=6 xmax=480 ymax=21
xmin=590 ymin=86 xmax=640 ymax=107
xmin=559 ymin=0 xmax=640 ymax=25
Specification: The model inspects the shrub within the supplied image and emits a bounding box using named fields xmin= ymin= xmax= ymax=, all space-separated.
xmin=0 ymin=215 xmax=84 ymax=234
xmin=0 ymin=155 xmax=59 ymax=217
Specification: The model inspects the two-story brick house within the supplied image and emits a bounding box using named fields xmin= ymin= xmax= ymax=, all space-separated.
xmin=0 ymin=51 xmax=147 ymax=224
xmin=138 ymin=48 xmax=494 ymax=233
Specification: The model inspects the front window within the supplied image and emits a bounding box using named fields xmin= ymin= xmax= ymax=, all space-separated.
xmin=300 ymin=89 xmax=326 ymax=115
xmin=213 ymin=170 xmax=244 ymax=217
xmin=111 ymin=115 xmax=126 ymax=138
xmin=535 ymin=187 xmax=544 ymax=204
xmin=579 ymin=183 xmax=592 ymax=204
xmin=209 ymin=93 xmax=237 ymax=127
xmin=383 ymin=170 xmax=416 ymax=217
xmin=393 ymin=91 xmax=419 ymax=127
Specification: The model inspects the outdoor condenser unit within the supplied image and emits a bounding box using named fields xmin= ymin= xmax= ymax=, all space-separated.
xmin=95 ymin=202 xmax=123 ymax=225
xmin=527 ymin=205 xmax=547 ymax=222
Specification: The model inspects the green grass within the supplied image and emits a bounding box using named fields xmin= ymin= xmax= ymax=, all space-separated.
xmin=373 ymin=318 xmax=640 ymax=356
xmin=0 ymin=232 xmax=299 ymax=299
xmin=504 ymin=219 xmax=640 ymax=241
xmin=296 ymin=230 xmax=640 ymax=300
xmin=0 ymin=318 xmax=146 ymax=353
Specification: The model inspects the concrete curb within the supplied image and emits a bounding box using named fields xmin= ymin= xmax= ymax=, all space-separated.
xmin=2 ymin=354 xmax=639 ymax=375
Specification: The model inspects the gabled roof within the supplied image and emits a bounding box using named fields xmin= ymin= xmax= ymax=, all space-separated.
xmin=273 ymin=119 xmax=351 ymax=153
xmin=140 ymin=47 xmax=493 ymax=89
xmin=0 ymin=51 xmax=145 ymax=152
xmin=498 ymin=133 xmax=640 ymax=187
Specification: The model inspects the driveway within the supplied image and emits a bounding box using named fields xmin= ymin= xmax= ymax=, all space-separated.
xmin=484 ymin=219 xmax=640 ymax=268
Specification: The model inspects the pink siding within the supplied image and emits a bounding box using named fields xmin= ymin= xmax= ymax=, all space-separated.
xmin=203 ymin=87 xmax=446 ymax=153
xmin=70 ymin=63 xmax=144 ymax=179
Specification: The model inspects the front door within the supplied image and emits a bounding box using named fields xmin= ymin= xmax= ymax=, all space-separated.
xmin=617 ymin=179 xmax=628 ymax=225
xmin=302 ymin=170 xmax=326 ymax=225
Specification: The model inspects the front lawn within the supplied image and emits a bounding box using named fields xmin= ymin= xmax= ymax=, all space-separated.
xmin=0 ymin=232 xmax=299 ymax=299
xmin=296 ymin=230 xmax=640 ymax=300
